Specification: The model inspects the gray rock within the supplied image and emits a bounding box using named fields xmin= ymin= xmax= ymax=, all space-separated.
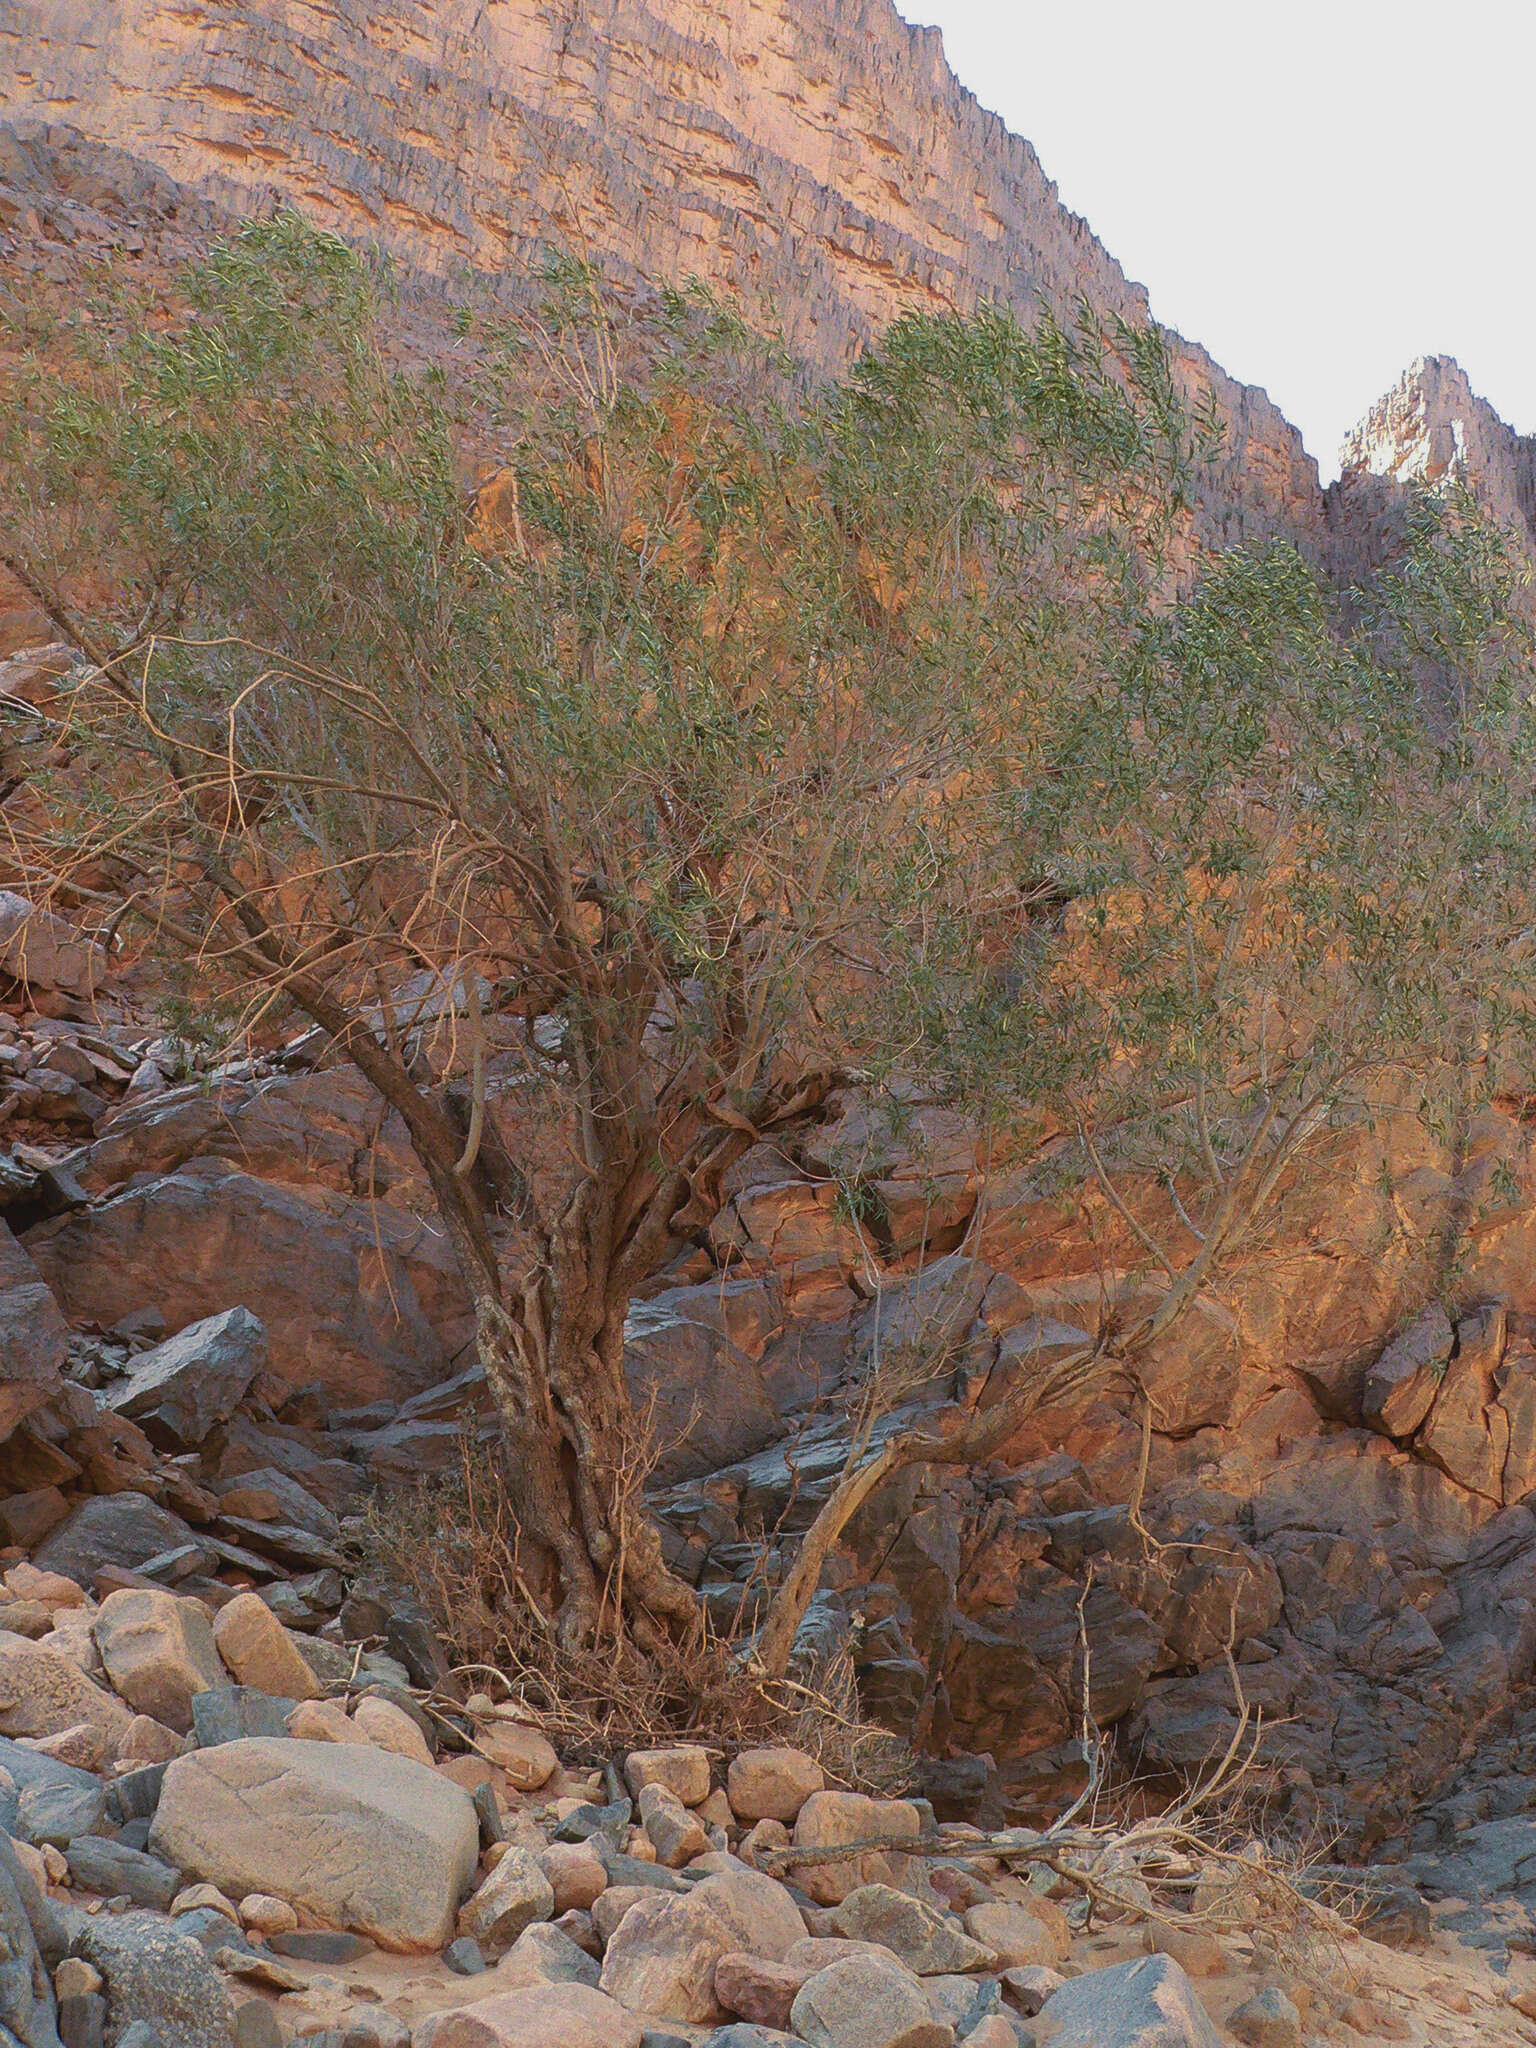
xmin=0 ymin=1828 xmax=64 ymax=2048
xmin=230 ymin=2005 xmax=280 ymax=2048
xmin=266 ymin=1931 xmax=373 ymax=1964
xmin=830 ymin=1888 xmax=995 ymax=1975
xmin=1039 ymin=1955 xmax=1223 ymax=2048
xmin=63 ymin=1842 xmax=179 ymax=1913
xmin=471 ymin=1782 xmax=502 ymax=1849
xmin=289 ymin=1634 xmax=355 ymax=1691
xmin=106 ymin=1769 xmax=168 ymax=1828
xmin=106 ymin=1308 xmax=266 ymax=1449
xmin=441 ymin=1938 xmax=484 ymax=1977
xmin=1227 ymin=1986 xmax=1301 ymax=2048
xmin=0 ymin=1741 xmax=96 ymax=1806
xmin=190 ymin=1689 xmax=294 ymax=1748
xmin=214 ymin=1521 xmax=345 ymax=1573
xmin=924 ymin=1976 xmax=999 ymax=2033
xmin=214 ymin=1470 xmax=340 ymax=1546
xmin=338 ymin=2007 xmax=408 ymax=2048
xmin=789 ymin=1952 xmax=949 ymax=2048
xmin=17 ymin=1776 xmax=106 ymax=1849
xmin=500 ymin=1921 xmax=600 ymax=1988
xmin=0 ymin=1218 xmax=69 ymax=1443
xmin=171 ymin=1912 xmax=254 ymax=1958
xmin=34 ymin=1497 xmax=196 ymax=1586
xmin=72 ymin=1914 xmax=233 ymax=2048
xmin=554 ymin=1799 xmax=631 ymax=1847
xmin=150 ymin=1738 xmax=478 ymax=1953
xmin=456 ymin=1848 xmax=555 ymax=1958
xmin=58 ymin=1993 xmax=105 ymax=2048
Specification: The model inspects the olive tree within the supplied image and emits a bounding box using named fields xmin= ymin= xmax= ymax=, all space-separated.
xmin=3 ymin=218 xmax=1193 ymax=1654
xmin=7 ymin=217 xmax=1532 ymax=1680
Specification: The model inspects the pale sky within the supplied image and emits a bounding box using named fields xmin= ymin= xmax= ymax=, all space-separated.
xmin=896 ymin=0 xmax=1536 ymax=481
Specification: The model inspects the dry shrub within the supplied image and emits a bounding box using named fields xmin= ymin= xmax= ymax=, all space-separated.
xmin=358 ymin=1433 xmax=913 ymax=1791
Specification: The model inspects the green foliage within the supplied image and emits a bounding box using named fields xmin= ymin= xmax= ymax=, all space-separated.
xmin=6 ymin=212 xmax=1535 ymax=1278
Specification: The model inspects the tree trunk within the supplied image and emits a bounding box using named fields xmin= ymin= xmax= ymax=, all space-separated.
xmin=460 ymin=1205 xmax=702 ymax=1654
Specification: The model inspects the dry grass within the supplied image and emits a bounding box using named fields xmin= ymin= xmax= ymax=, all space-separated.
xmin=356 ymin=1432 xmax=913 ymax=1792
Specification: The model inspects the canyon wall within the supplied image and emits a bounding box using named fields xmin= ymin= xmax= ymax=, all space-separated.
xmin=3 ymin=0 xmax=1322 ymax=551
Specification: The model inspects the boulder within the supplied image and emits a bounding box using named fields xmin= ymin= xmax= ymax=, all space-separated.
xmin=73 ymin=1913 xmax=233 ymax=2048
xmin=414 ymin=1984 xmax=643 ymax=2048
xmin=692 ymin=1869 xmax=807 ymax=1961
xmin=457 ymin=1849 xmax=555 ymax=1958
xmin=286 ymin=1696 xmax=372 ymax=1743
xmin=621 ymin=1294 xmax=784 ymax=1481
xmin=727 ymin=1748 xmax=825 ymax=1825
xmin=149 ymin=1737 xmax=479 ymax=1951
xmin=352 ymin=1695 xmax=434 ymax=1767
xmin=472 ymin=1722 xmax=557 ymax=1792
xmin=1419 ymin=1304 xmax=1510 ymax=1500
xmin=1227 ymin=1986 xmax=1302 ymax=2048
xmin=93 ymin=1590 xmax=226 ymax=1734
xmin=639 ymin=1781 xmax=708 ymax=1868
xmin=191 ymin=1688 xmax=294 ymax=1748
xmin=0 ymin=1221 xmax=68 ymax=1442
xmin=216 ymin=1468 xmax=341 ymax=1544
xmin=484 ymin=1922 xmax=599 ymax=1990
xmin=598 ymin=1869 xmax=805 ymax=2023
xmin=830 ymin=1889 xmax=995 ymax=1976
xmin=76 ymin=1068 xmax=419 ymax=1205
xmin=0 ymin=891 xmax=101 ymax=1002
xmin=16 ymin=1771 xmax=106 ymax=1849
xmin=33 ymin=1494 xmax=197 ymax=1587
xmin=211 ymin=1596 xmax=320 ymax=1703
xmin=791 ymin=1793 xmax=924 ymax=1906
xmin=0 ymin=1488 xmax=70 ymax=1550
xmin=1361 ymin=1305 xmax=1454 ymax=1438
xmin=63 ymin=1838 xmax=180 ymax=1912
xmin=624 ymin=1747 xmax=712 ymax=1806
xmin=598 ymin=1887 xmax=732 ymax=2022
xmin=715 ymin=1951 xmax=808 ymax=2031
xmin=0 ymin=1634 xmax=131 ymax=1746
xmin=537 ymin=1843 xmax=606 ymax=1915
xmin=962 ymin=1900 xmax=1064 ymax=1969
xmin=26 ymin=1161 xmax=472 ymax=1404
xmin=1038 ymin=1955 xmax=1224 ymax=2048
xmin=105 ymin=1309 xmax=266 ymax=1449
xmin=789 ymin=1953 xmax=951 ymax=2048
xmin=956 ymin=2021 xmax=1015 ymax=2048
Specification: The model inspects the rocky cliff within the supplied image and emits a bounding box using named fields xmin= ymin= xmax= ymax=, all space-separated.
xmin=2 ymin=0 xmax=1323 ymax=553
xmin=1329 ymin=354 xmax=1536 ymax=591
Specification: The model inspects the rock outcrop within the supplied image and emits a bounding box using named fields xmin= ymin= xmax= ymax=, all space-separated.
xmin=1339 ymin=355 xmax=1536 ymax=541
xmin=1329 ymin=354 xmax=1536 ymax=590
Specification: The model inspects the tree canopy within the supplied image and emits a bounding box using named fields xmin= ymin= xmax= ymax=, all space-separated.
xmin=3 ymin=215 xmax=1532 ymax=1658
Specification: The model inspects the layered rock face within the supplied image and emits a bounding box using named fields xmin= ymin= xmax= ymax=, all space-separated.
xmin=1329 ymin=355 xmax=1536 ymax=586
xmin=1340 ymin=355 xmax=1536 ymax=536
xmin=2 ymin=0 xmax=1321 ymax=552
